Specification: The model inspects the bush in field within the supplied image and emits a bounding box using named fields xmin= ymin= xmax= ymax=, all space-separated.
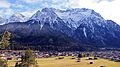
xmin=15 ymin=49 xmax=38 ymax=67
xmin=58 ymin=57 xmax=64 ymax=59
xmin=0 ymin=59 xmax=8 ymax=67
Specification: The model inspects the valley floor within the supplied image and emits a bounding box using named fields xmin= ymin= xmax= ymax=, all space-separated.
xmin=8 ymin=57 xmax=120 ymax=67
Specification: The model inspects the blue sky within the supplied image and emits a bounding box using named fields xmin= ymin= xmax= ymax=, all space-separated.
xmin=0 ymin=0 xmax=120 ymax=24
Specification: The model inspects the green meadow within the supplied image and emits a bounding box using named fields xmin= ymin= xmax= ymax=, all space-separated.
xmin=8 ymin=57 xmax=120 ymax=67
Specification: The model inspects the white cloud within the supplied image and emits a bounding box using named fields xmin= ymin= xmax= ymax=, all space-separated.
xmin=0 ymin=9 xmax=14 ymax=18
xmin=50 ymin=0 xmax=70 ymax=9
xmin=14 ymin=4 xmax=24 ymax=8
xmin=94 ymin=0 xmax=114 ymax=3
xmin=22 ymin=0 xmax=41 ymax=3
xmin=21 ymin=10 xmax=38 ymax=18
xmin=0 ymin=0 xmax=11 ymax=8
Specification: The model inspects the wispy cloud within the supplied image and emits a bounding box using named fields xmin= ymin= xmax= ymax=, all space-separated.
xmin=0 ymin=0 xmax=11 ymax=8
xmin=13 ymin=4 xmax=24 ymax=8
xmin=0 ymin=8 xmax=14 ymax=18
xmin=21 ymin=0 xmax=41 ymax=3
xmin=94 ymin=0 xmax=114 ymax=3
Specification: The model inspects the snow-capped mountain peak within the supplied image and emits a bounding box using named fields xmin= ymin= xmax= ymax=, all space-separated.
xmin=41 ymin=8 xmax=53 ymax=12
xmin=30 ymin=8 xmax=58 ymax=21
xmin=29 ymin=8 xmax=61 ymax=27
xmin=8 ymin=13 xmax=27 ymax=23
xmin=54 ymin=8 xmax=104 ymax=29
xmin=30 ymin=10 xmax=41 ymax=20
xmin=29 ymin=8 xmax=71 ymax=35
xmin=0 ymin=17 xmax=7 ymax=25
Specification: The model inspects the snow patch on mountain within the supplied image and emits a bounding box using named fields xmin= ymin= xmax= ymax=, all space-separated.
xmin=0 ymin=17 xmax=7 ymax=25
xmin=8 ymin=13 xmax=27 ymax=23
xmin=83 ymin=27 xmax=87 ymax=37
xmin=30 ymin=8 xmax=63 ymax=29
xmin=54 ymin=8 xmax=104 ymax=29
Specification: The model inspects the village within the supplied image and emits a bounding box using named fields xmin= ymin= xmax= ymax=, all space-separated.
xmin=0 ymin=50 xmax=120 ymax=62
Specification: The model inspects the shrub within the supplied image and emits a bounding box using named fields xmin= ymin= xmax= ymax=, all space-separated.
xmin=0 ymin=59 xmax=8 ymax=67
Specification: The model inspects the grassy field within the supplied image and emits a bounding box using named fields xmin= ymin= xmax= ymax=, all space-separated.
xmin=8 ymin=57 xmax=120 ymax=67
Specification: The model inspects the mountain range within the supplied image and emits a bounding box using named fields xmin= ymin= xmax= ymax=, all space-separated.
xmin=0 ymin=8 xmax=120 ymax=51
xmin=0 ymin=13 xmax=27 ymax=25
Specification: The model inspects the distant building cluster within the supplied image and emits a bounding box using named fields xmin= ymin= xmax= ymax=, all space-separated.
xmin=0 ymin=50 xmax=120 ymax=62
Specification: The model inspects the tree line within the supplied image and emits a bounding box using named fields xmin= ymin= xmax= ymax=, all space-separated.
xmin=0 ymin=31 xmax=38 ymax=67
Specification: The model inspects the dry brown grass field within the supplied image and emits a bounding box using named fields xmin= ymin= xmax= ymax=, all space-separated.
xmin=8 ymin=57 xmax=120 ymax=67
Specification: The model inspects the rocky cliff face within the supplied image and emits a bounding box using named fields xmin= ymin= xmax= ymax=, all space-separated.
xmin=54 ymin=8 xmax=120 ymax=47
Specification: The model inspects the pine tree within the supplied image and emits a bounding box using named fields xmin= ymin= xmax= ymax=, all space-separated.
xmin=16 ymin=49 xmax=38 ymax=67
xmin=23 ymin=49 xmax=35 ymax=63
xmin=0 ymin=31 xmax=11 ymax=49
xmin=0 ymin=31 xmax=11 ymax=67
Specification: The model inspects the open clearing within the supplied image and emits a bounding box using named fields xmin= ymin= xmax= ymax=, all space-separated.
xmin=8 ymin=57 xmax=120 ymax=67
